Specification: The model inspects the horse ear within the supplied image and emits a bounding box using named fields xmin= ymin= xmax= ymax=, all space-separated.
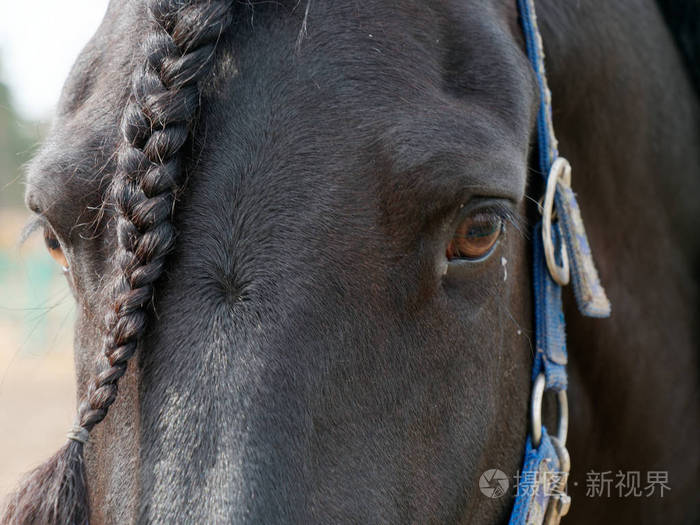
xmin=1 ymin=441 xmax=89 ymax=525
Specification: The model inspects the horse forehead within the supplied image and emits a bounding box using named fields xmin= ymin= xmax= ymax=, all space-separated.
xmin=194 ymin=0 xmax=534 ymax=192
xmin=230 ymin=0 xmax=531 ymax=115
xmin=26 ymin=0 xmax=532 ymax=232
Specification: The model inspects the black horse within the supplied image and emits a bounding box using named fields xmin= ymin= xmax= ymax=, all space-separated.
xmin=3 ymin=0 xmax=699 ymax=523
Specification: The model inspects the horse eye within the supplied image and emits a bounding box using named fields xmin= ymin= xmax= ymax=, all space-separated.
xmin=446 ymin=212 xmax=503 ymax=261
xmin=43 ymin=227 xmax=69 ymax=270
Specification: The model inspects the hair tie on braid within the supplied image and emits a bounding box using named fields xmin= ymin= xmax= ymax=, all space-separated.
xmin=2 ymin=2 xmax=234 ymax=523
xmin=66 ymin=426 xmax=90 ymax=446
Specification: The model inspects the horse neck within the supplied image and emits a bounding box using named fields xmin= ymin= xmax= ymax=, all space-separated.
xmin=540 ymin=1 xmax=700 ymax=521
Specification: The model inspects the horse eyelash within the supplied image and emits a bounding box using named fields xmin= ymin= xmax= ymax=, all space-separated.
xmin=18 ymin=214 xmax=47 ymax=247
xmin=473 ymin=202 xmax=527 ymax=239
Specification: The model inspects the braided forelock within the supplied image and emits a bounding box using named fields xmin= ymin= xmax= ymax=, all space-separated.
xmin=1 ymin=2 xmax=233 ymax=523
xmin=80 ymin=0 xmax=233 ymax=432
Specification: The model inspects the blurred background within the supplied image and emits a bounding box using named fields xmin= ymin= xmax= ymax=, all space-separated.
xmin=0 ymin=0 xmax=109 ymax=498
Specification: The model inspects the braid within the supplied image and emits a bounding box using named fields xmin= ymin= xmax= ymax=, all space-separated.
xmin=79 ymin=0 xmax=232 ymax=435
xmin=2 ymin=2 xmax=233 ymax=523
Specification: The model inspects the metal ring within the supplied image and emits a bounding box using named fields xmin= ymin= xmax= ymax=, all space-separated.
xmin=541 ymin=157 xmax=571 ymax=286
xmin=530 ymin=372 xmax=569 ymax=448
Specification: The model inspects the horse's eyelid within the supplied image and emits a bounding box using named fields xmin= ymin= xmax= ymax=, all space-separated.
xmin=473 ymin=203 xmax=520 ymax=228
xmin=486 ymin=204 xmax=526 ymax=238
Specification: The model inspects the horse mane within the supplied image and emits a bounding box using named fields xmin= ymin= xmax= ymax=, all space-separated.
xmin=1 ymin=1 xmax=233 ymax=523
xmin=657 ymin=0 xmax=700 ymax=93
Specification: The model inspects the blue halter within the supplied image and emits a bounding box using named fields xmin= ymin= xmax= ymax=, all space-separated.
xmin=509 ymin=1 xmax=611 ymax=523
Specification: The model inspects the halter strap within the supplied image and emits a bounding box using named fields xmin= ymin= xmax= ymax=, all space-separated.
xmin=510 ymin=1 xmax=611 ymax=523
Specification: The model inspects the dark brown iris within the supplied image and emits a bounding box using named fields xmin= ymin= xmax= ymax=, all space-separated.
xmin=446 ymin=213 xmax=502 ymax=260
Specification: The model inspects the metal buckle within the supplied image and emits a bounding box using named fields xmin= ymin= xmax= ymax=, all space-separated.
xmin=543 ymin=436 xmax=572 ymax=524
xmin=530 ymin=373 xmax=572 ymax=524
xmin=541 ymin=157 xmax=571 ymax=286
xmin=543 ymin=493 xmax=571 ymax=525
xmin=530 ymin=373 xmax=569 ymax=449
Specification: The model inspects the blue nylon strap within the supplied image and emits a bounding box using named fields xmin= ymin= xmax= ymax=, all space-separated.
xmin=533 ymin=221 xmax=567 ymax=391
xmin=517 ymin=0 xmax=558 ymax=177
xmin=554 ymin=189 xmax=611 ymax=318
xmin=509 ymin=429 xmax=562 ymax=525
xmin=512 ymin=0 xmax=612 ymax=522
xmin=509 ymin=223 xmax=568 ymax=525
xmin=518 ymin=0 xmax=611 ymax=320
xmin=511 ymin=0 xmax=580 ymax=523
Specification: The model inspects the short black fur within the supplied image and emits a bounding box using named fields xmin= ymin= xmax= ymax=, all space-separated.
xmin=3 ymin=0 xmax=699 ymax=523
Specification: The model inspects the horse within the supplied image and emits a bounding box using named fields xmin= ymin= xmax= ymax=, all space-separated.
xmin=2 ymin=0 xmax=698 ymax=523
